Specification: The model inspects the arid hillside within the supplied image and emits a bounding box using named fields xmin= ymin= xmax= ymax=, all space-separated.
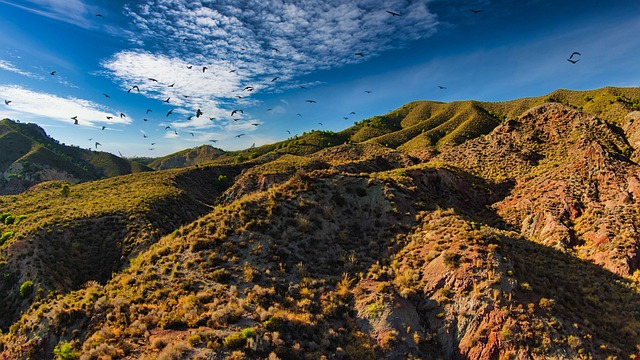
xmin=1 ymin=87 xmax=640 ymax=359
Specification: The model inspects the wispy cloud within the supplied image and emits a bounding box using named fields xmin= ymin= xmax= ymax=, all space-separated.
xmin=0 ymin=85 xmax=130 ymax=127
xmin=0 ymin=59 xmax=43 ymax=79
xmin=102 ymin=0 xmax=439 ymax=130
xmin=0 ymin=0 xmax=96 ymax=28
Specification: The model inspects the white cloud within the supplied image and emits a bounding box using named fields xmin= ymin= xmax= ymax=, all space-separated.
xmin=0 ymin=0 xmax=95 ymax=28
xmin=0 ymin=59 xmax=43 ymax=79
xmin=101 ymin=0 xmax=439 ymax=130
xmin=0 ymin=85 xmax=130 ymax=127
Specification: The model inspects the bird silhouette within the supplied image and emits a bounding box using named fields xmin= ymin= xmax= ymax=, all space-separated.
xmin=209 ymin=139 xmax=218 ymax=143
xmin=297 ymin=113 xmax=302 ymax=117
xmin=318 ymin=122 xmax=323 ymax=126
xmin=243 ymin=86 xmax=254 ymax=91
xmin=305 ymin=100 xmax=317 ymax=103
xmin=196 ymin=109 xmax=203 ymax=118
xmin=567 ymin=58 xmax=580 ymax=64
xmin=164 ymin=97 xmax=170 ymax=103
xmin=132 ymin=85 xmax=140 ymax=91
xmin=146 ymin=109 xmax=152 ymax=113
xmin=190 ymin=132 xmax=194 ymax=137
xmin=209 ymin=117 xmax=216 ymax=121
xmin=102 ymin=126 xmax=106 ymax=130
xmin=120 ymin=113 xmax=126 ymax=118
xmin=437 ymin=86 xmax=447 ymax=89
xmin=343 ymin=117 xmax=349 ymax=120
xmin=251 ymin=123 xmax=259 ymax=126
xmin=95 ymin=14 xmax=103 ymax=17
xmin=143 ymin=118 xmax=148 ymax=122
xmin=386 ymin=10 xmax=401 ymax=16
xmin=286 ymin=130 xmax=291 ymax=134
xmin=188 ymin=116 xmax=194 ymax=120
xmin=143 ymin=134 xmax=148 ymax=138
xmin=272 ymin=48 xmax=280 ymax=52
xmin=149 ymin=148 xmax=155 ymax=151
xmin=165 ymin=126 xmax=171 ymax=130
xmin=365 ymin=90 xmax=372 ymax=93
xmin=89 ymin=138 xmax=92 ymax=141
xmin=350 ymin=112 xmax=356 ymax=115
xmin=202 ymin=66 xmax=208 ymax=73
xmin=106 ymin=116 xmax=113 ymax=120
xmin=166 ymin=109 xmax=174 ymax=117
xmin=174 ymin=130 xmax=178 ymax=135
xmin=95 ymin=142 xmax=101 ymax=149
xmin=469 ymin=9 xmax=483 ymax=13
xmin=4 ymin=100 xmax=11 ymax=105
xmin=569 ymin=52 xmax=581 ymax=59
xmin=186 ymin=65 xmax=193 ymax=69
xmin=266 ymin=108 xmax=272 ymax=112
xmin=103 ymin=93 xmax=110 ymax=98
xmin=151 ymin=142 xmax=156 ymax=145
xmin=148 ymin=78 xmax=158 ymax=82
xmin=271 ymin=77 xmax=279 ymax=82
xmin=355 ymin=52 xmax=364 ymax=57
xmin=168 ymin=83 xmax=175 ymax=87
xmin=231 ymin=109 xmax=243 ymax=116
xmin=235 ymin=133 xmax=246 ymax=138
xmin=50 ymin=71 xmax=56 ymax=76
xmin=71 ymin=115 xmax=78 ymax=120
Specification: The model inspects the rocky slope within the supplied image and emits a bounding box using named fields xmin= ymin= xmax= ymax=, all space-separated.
xmin=1 ymin=87 xmax=640 ymax=359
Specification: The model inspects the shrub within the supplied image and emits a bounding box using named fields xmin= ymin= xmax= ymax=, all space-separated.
xmin=61 ymin=184 xmax=71 ymax=197
xmin=223 ymin=332 xmax=246 ymax=349
xmin=241 ymin=328 xmax=255 ymax=339
xmin=0 ymin=231 xmax=14 ymax=245
xmin=19 ymin=280 xmax=34 ymax=298
xmin=0 ymin=213 xmax=10 ymax=223
xmin=4 ymin=215 xmax=15 ymax=225
xmin=53 ymin=341 xmax=79 ymax=360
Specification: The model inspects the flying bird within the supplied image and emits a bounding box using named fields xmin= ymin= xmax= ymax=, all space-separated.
xmin=95 ymin=14 xmax=103 ymax=17
xmin=305 ymin=100 xmax=317 ymax=103
xmin=95 ymin=142 xmax=102 ymax=149
xmin=251 ymin=123 xmax=260 ymax=126
xmin=168 ymin=83 xmax=175 ymax=87
xmin=164 ymin=97 xmax=170 ymax=103
xmin=101 ymin=126 xmax=106 ymax=130
xmin=120 ymin=113 xmax=126 ymax=118
xmin=151 ymin=142 xmax=156 ymax=145
xmin=106 ymin=116 xmax=113 ymax=120
xmin=271 ymin=77 xmax=279 ymax=82
xmin=386 ymin=10 xmax=401 ymax=16
xmin=103 ymin=93 xmax=110 ymax=98
xmin=318 ymin=122 xmax=323 ymax=126
xmin=350 ymin=112 xmax=356 ymax=115
xmin=143 ymin=118 xmax=149 ymax=122
xmin=149 ymin=148 xmax=155 ymax=151
xmin=50 ymin=71 xmax=56 ymax=76
xmin=355 ymin=52 xmax=364 ymax=57
xmin=4 ymin=100 xmax=11 ymax=105
xmin=567 ymin=58 xmax=580 ymax=64
xmin=174 ymin=130 xmax=178 ymax=135
xmin=143 ymin=134 xmax=148 ymax=138
xmin=365 ymin=90 xmax=372 ymax=93
xmin=272 ymin=48 xmax=280 ymax=53
xmin=202 ymin=66 xmax=208 ymax=73
xmin=165 ymin=126 xmax=171 ymax=130
xmin=231 ymin=109 xmax=243 ymax=116
xmin=190 ymin=132 xmax=194 ymax=137
xmin=209 ymin=117 xmax=216 ymax=121
xmin=132 ymin=85 xmax=140 ymax=91
xmin=209 ymin=139 xmax=218 ymax=143
xmin=196 ymin=109 xmax=203 ymax=118
xmin=266 ymin=108 xmax=272 ymax=112
xmin=286 ymin=130 xmax=291 ymax=134
xmin=243 ymin=86 xmax=254 ymax=91
xmin=235 ymin=133 xmax=246 ymax=138
xmin=186 ymin=65 xmax=193 ymax=69
xmin=230 ymin=69 xmax=237 ymax=73
xmin=437 ymin=86 xmax=447 ymax=89
xmin=166 ymin=109 xmax=174 ymax=117
xmin=297 ymin=113 xmax=302 ymax=117
xmin=188 ymin=116 xmax=194 ymax=120
xmin=146 ymin=109 xmax=152 ymax=113
xmin=569 ymin=52 xmax=581 ymax=59
xmin=469 ymin=9 xmax=483 ymax=13
xmin=148 ymin=78 xmax=158 ymax=82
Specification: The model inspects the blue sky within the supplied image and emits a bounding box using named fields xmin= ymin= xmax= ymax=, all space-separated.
xmin=0 ymin=0 xmax=639 ymax=157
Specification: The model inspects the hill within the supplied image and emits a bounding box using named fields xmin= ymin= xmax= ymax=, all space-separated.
xmin=1 ymin=87 xmax=640 ymax=359
xmin=0 ymin=119 xmax=152 ymax=194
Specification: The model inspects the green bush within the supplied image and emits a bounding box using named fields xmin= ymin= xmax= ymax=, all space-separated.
xmin=0 ymin=213 xmax=10 ymax=223
xmin=241 ymin=327 xmax=256 ymax=339
xmin=53 ymin=341 xmax=79 ymax=360
xmin=4 ymin=215 xmax=15 ymax=225
xmin=14 ymin=214 xmax=28 ymax=225
xmin=61 ymin=184 xmax=71 ymax=197
xmin=223 ymin=332 xmax=246 ymax=349
xmin=19 ymin=280 xmax=34 ymax=298
xmin=0 ymin=231 xmax=14 ymax=245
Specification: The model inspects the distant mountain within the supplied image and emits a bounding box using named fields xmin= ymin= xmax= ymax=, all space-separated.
xmin=0 ymin=119 xmax=152 ymax=194
xmin=2 ymin=87 xmax=640 ymax=359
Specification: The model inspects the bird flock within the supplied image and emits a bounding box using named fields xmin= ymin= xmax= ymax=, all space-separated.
xmin=0 ymin=7 xmax=584 ymax=157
